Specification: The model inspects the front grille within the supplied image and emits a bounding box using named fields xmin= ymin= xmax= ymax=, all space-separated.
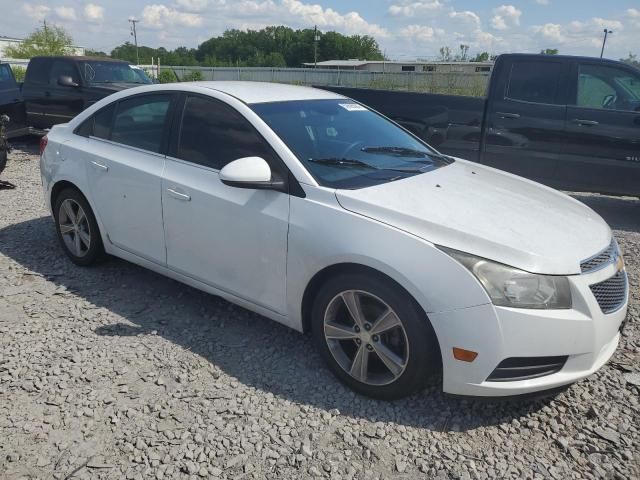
xmin=590 ymin=271 xmax=628 ymax=314
xmin=581 ymin=241 xmax=616 ymax=274
xmin=486 ymin=356 xmax=568 ymax=382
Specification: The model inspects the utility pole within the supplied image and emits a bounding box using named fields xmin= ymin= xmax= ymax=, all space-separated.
xmin=314 ymin=25 xmax=319 ymax=68
xmin=600 ymin=28 xmax=612 ymax=58
xmin=129 ymin=18 xmax=140 ymax=65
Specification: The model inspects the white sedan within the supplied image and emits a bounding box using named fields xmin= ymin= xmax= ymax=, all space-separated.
xmin=39 ymin=82 xmax=628 ymax=399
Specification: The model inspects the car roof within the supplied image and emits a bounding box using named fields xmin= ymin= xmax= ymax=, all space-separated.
xmin=189 ymin=81 xmax=346 ymax=104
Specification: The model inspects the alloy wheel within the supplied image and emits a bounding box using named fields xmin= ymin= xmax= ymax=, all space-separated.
xmin=58 ymin=199 xmax=91 ymax=258
xmin=323 ymin=290 xmax=409 ymax=386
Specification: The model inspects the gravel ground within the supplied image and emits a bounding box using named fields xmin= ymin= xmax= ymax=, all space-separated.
xmin=0 ymin=142 xmax=639 ymax=480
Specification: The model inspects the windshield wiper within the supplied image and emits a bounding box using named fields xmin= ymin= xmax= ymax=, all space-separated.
xmin=308 ymin=158 xmax=378 ymax=169
xmin=308 ymin=157 xmax=430 ymax=173
xmin=361 ymin=146 xmax=453 ymax=162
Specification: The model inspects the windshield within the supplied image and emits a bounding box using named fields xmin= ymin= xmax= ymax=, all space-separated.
xmin=251 ymin=99 xmax=452 ymax=189
xmin=80 ymin=61 xmax=152 ymax=85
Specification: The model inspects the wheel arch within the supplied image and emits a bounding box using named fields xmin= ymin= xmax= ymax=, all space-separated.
xmin=50 ymin=179 xmax=82 ymax=209
xmin=301 ymin=262 xmax=432 ymax=336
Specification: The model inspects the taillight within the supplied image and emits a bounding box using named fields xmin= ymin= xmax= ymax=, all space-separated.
xmin=39 ymin=136 xmax=48 ymax=156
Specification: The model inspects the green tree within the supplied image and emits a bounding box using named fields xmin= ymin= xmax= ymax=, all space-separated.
xmin=540 ymin=48 xmax=559 ymax=55
xmin=85 ymin=49 xmax=108 ymax=57
xmin=472 ymin=52 xmax=490 ymax=62
xmin=620 ymin=53 xmax=639 ymax=67
xmin=5 ymin=25 xmax=74 ymax=58
xmin=439 ymin=46 xmax=452 ymax=61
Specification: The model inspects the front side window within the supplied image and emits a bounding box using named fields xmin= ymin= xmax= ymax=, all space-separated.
xmin=506 ymin=61 xmax=565 ymax=105
xmin=252 ymin=99 xmax=452 ymax=189
xmin=80 ymin=61 xmax=151 ymax=85
xmin=176 ymin=96 xmax=275 ymax=170
xmin=576 ymin=64 xmax=640 ymax=112
xmin=111 ymin=95 xmax=171 ymax=153
xmin=49 ymin=60 xmax=80 ymax=86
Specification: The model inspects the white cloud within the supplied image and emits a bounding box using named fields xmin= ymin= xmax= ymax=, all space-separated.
xmin=532 ymin=23 xmax=564 ymax=42
xmin=84 ymin=4 xmax=105 ymax=22
xmin=491 ymin=5 xmax=522 ymax=30
xmin=448 ymin=10 xmax=481 ymax=28
xmin=22 ymin=3 xmax=51 ymax=20
xmin=628 ymin=8 xmax=640 ymax=27
xmin=281 ymin=0 xmax=390 ymax=38
xmin=388 ymin=1 xmax=443 ymax=17
xmin=141 ymin=4 xmax=204 ymax=28
xmin=55 ymin=6 xmax=77 ymax=21
xmin=400 ymin=25 xmax=436 ymax=41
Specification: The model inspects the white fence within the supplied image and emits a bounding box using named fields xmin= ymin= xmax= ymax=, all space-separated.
xmin=158 ymin=66 xmax=490 ymax=96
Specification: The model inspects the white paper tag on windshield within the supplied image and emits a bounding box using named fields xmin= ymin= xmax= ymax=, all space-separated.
xmin=339 ymin=103 xmax=368 ymax=112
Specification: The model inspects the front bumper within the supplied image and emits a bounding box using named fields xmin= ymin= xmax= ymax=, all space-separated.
xmin=430 ymin=262 xmax=628 ymax=397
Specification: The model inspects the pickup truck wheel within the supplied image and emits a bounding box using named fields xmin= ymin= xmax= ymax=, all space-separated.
xmin=53 ymin=188 xmax=106 ymax=266
xmin=311 ymin=272 xmax=440 ymax=400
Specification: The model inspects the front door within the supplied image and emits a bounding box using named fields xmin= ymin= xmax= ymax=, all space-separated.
xmin=483 ymin=58 xmax=571 ymax=184
xmin=562 ymin=61 xmax=640 ymax=196
xmin=81 ymin=93 xmax=175 ymax=264
xmin=162 ymin=95 xmax=290 ymax=314
xmin=44 ymin=60 xmax=85 ymax=127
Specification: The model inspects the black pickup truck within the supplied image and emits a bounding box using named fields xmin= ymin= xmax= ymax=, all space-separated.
xmin=322 ymin=54 xmax=640 ymax=197
xmin=21 ymin=56 xmax=152 ymax=129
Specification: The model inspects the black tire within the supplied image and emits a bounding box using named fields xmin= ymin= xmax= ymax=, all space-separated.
xmin=53 ymin=188 xmax=106 ymax=266
xmin=311 ymin=272 xmax=441 ymax=400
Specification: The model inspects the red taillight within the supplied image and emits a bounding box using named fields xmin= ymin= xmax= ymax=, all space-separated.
xmin=39 ymin=136 xmax=48 ymax=156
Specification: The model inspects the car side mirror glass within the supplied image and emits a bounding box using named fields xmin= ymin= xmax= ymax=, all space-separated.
xmin=58 ymin=75 xmax=79 ymax=87
xmin=219 ymin=156 xmax=284 ymax=191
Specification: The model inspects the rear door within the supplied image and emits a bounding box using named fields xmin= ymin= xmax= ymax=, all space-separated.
xmin=23 ymin=58 xmax=52 ymax=128
xmin=483 ymin=57 xmax=571 ymax=183
xmin=562 ymin=61 xmax=640 ymax=196
xmin=75 ymin=92 xmax=176 ymax=264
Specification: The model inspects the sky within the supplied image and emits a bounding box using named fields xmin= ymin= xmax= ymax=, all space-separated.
xmin=0 ymin=0 xmax=638 ymax=60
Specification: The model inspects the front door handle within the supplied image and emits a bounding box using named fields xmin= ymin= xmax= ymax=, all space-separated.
xmin=497 ymin=112 xmax=521 ymax=119
xmin=167 ymin=188 xmax=191 ymax=202
xmin=572 ymin=119 xmax=599 ymax=126
xmin=90 ymin=160 xmax=108 ymax=171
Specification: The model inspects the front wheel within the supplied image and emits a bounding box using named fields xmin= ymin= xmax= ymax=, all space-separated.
xmin=311 ymin=272 xmax=440 ymax=400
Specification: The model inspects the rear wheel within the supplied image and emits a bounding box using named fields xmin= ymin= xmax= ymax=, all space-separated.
xmin=311 ymin=272 xmax=440 ymax=400
xmin=53 ymin=188 xmax=106 ymax=266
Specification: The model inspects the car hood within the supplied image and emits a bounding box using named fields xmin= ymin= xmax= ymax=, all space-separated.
xmin=335 ymin=159 xmax=611 ymax=275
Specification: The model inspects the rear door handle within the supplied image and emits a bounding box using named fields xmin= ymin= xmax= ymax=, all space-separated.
xmin=90 ymin=160 xmax=108 ymax=171
xmin=497 ymin=112 xmax=520 ymax=119
xmin=572 ymin=119 xmax=599 ymax=126
xmin=167 ymin=188 xmax=191 ymax=202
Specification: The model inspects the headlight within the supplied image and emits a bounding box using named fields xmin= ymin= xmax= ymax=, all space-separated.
xmin=440 ymin=247 xmax=572 ymax=309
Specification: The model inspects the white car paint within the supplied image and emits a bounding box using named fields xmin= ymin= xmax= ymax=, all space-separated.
xmin=40 ymin=82 xmax=628 ymax=397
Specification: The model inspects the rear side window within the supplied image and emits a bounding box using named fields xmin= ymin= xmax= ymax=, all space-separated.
xmin=506 ymin=61 xmax=565 ymax=105
xmin=176 ymin=96 xmax=274 ymax=170
xmin=111 ymin=94 xmax=172 ymax=153
xmin=74 ymin=104 xmax=115 ymax=139
xmin=24 ymin=59 xmax=51 ymax=84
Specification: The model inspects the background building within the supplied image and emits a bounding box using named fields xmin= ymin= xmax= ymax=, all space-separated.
xmin=302 ymin=60 xmax=493 ymax=74
xmin=0 ymin=36 xmax=85 ymax=59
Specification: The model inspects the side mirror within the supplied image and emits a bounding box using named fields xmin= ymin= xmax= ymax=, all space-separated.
xmin=58 ymin=75 xmax=79 ymax=87
xmin=220 ymin=157 xmax=285 ymax=191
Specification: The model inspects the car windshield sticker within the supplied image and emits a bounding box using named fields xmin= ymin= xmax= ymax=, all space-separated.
xmin=339 ymin=103 xmax=368 ymax=112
